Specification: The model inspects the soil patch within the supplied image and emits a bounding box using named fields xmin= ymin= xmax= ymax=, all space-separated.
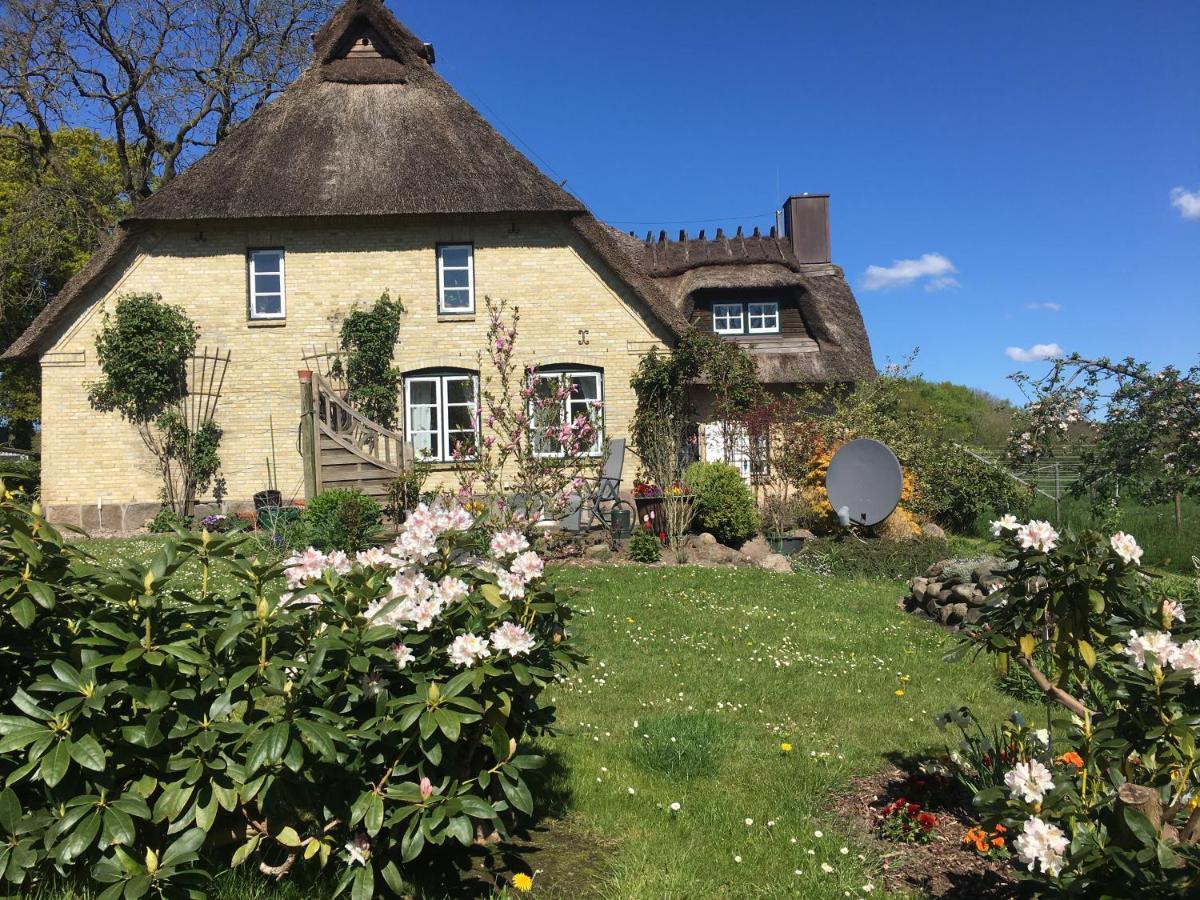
xmin=830 ymin=765 xmax=1020 ymax=899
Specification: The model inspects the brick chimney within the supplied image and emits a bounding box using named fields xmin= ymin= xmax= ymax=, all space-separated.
xmin=782 ymin=194 xmax=830 ymax=264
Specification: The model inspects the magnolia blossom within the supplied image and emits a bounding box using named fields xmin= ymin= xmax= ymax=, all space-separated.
xmin=491 ymin=621 xmax=536 ymax=657
xmin=490 ymin=529 xmax=530 ymax=558
xmin=990 ymin=514 xmax=1020 ymax=536
xmin=510 ymin=550 xmax=545 ymax=584
xmin=1016 ymin=520 xmax=1059 ymax=554
xmin=1013 ymin=816 xmax=1068 ymax=877
xmin=1004 ymin=759 xmax=1056 ymax=804
xmin=1124 ymin=629 xmax=1177 ymax=670
xmin=448 ymin=633 xmax=491 ymax=668
xmin=1110 ymin=531 xmax=1144 ymax=566
xmin=391 ymin=642 xmax=415 ymax=669
xmin=497 ymin=570 xmax=527 ymax=600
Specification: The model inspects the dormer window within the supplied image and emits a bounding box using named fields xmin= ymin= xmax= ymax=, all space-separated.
xmin=437 ymin=244 xmax=474 ymax=314
xmin=712 ymin=303 xmax=744 ymax=335
xmin=747 ymin=302 xmax=779 ymax=334
xmin=711 ymin=301 xmax=780 ymax=335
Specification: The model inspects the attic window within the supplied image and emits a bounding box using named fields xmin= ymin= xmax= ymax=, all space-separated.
xmin=344 ymin=27 xmax=384 ymax=59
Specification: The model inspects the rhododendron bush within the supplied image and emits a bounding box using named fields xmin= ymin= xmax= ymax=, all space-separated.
xmin=0 ymin=487 xmax=580 ymax=898
xmin=954 ymin=516 xmax=1200 ymax=893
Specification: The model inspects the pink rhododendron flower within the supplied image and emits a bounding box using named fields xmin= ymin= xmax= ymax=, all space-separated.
xmin=510 ymin=551 xmax=544 ymax=584
xmin=448 ymin=633 xmax=490 ymax=668
xmin=1016 ymin=520 xmax=1059 ymax=553
xmin=490 ymin=621 xmax=536 ymax=657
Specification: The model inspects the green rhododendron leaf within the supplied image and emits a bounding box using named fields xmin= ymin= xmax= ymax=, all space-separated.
xmin=68 ymin=734 xmax=106 ymax=771
xmin=40 ymin=741 xmax=69 ymax=788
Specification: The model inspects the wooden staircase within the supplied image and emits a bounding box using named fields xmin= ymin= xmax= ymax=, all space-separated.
xmin=299 ymin=371 xmax=413 ymax=502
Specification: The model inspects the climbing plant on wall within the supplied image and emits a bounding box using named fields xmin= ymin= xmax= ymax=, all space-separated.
xmin=88 ymin=292 xmax=226 ymax=516
xmin=332 ymin=291 xmax=405 ymax=430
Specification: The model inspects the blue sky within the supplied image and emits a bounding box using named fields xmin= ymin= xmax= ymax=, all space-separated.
xmin=393 ymin=0 xmax=1200 ymax=402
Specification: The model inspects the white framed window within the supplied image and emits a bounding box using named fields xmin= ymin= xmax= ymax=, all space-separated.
xmin=530 ymin=367 xmax=604 ymax=457
xmin=437 ymin=244 xmax=474 ymax=314
xmin=747 ymin=301 xmax=780 ymax=334
xmin=712 ymin=303 xmax=744 ymax=335
xmin=248 ymin=249 xmax=285 ymax=319
xmin=404 ymin=371 xmax=478 ymax=462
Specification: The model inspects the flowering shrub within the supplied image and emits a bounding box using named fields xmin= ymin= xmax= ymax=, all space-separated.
xmin=0 ymin=490 xmax=580 ymax=897
xmin=953 ymin=516 xmax=1200 ymax=893
xmin=878 ymin=798 xmax=938 ymax=844
xmin=457 ymin=299 xmax=600 ymax=528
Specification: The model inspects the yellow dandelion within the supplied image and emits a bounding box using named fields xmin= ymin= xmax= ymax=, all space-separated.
xmin=898 ymin=675 xmax=911 ymax=683
xmin=626 ymin=617 xmax=634 ymax=624
xmin=780 ymin=742 xmax=793 ymax=753
xmin=511 ymin=872 xmax=534 ymax=892
xmin=894 ymin=690 xmax=905 ymax=697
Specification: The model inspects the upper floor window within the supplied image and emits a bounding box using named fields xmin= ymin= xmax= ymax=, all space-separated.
xmin=437 ymin=244 xmax=474 ymax=314
xmin=712 ymin=303 xmax=744 ymax=335
xmin=529 ymin=367 xmax=604 ymax=457
xmin=249 ymin=249 xmax=285 ymax=319
xmin=747 ymin=302 xmax=780 ymax=334
xmin=404 ymin=370 xmax=478 ymax=462
xmin=711 ymin=301 xmax=781 ymax=335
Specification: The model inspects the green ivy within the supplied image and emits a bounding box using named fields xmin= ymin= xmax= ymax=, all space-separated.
xmin=333 ymin=292 xmax=404 ymax=430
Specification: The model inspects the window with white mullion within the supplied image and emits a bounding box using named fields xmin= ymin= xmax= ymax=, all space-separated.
xmin=249 ymin=249 xmax=285 ymax=319
xmin=747 ymin=301 xmax=780 ymax=334
xmin=404 ymin=373 xmax=479 ymax=462
xmin=530 ymin=368 xmax=604 ymax=458
xmin=437 ymin=244 xmax=474 ymax=314
xmin=712 ymin=303 xmax=744 ymax=335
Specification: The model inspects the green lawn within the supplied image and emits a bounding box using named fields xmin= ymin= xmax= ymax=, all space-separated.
xmin=65 ymin=539 xmax=1029 ymax=899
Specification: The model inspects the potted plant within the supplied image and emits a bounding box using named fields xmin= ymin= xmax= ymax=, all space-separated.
xmin=633 ymin=480 xmax=664 ymax=524
xmin=762 ymin=494 xmax=806 ymax=555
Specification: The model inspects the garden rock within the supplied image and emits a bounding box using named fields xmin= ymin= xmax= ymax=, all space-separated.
xmin=695 ymin=532 xmax=718 ymax=546
xmin=741 ymin=536 xmax=771 ymax=561
xmin=584 ymin=544 xmax=611 ymax=560
xmin=758 ymin=553 xmax=793 ymax=574
xmin=921 ymin=522 xmax=946 ymax=540
xmin=903 ymin=556 xmax=1010 ymax=631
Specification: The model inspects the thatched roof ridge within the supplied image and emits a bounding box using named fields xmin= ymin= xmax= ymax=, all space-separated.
xmin=127 ymin=1 xmax=582 ymax=221
xmin=2 ymin=223 xmax=142 ymax=360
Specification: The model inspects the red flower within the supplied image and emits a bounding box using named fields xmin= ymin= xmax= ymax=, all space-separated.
xmin=906 ymin=803 xmax=921 ymax=817
xmin=917 ymin=812 xmax=938 ymax=831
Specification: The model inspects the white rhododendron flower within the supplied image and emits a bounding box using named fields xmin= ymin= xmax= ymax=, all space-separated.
xmin=1004 ymin=759 xmax=1056 ymax=804
xmin=990 ymin=514 xmax=1020 ymax=536
xmin=1109 ymin=531 xmax=1143 ymax=566
xmin=433 ymin=576 xmax=470 ymax=607
xmin=391 ymin=642 xmax=415 ymax=669
xmin=1171 ymin=639 xmax=1200 ymax=684
xmin=490 ymin=529 xmax=529 ymax=558
xmin=1164 ymin=599 xmax=1187 ymax=625
xmin=356 ymin=547 xmax=393 ymax=568
xmin=1124 ymin=630 xmax=1177 ymax=670
xmin=1016 ymin=520 xmax=1059 ymax=553
xmin=510 ymin=550 xmax=545 ymax=584
xmin=497 ymin=570 xmax=527 ymax=600
xmin=284 ymin=547 xmax=326 ymax=587
xmin=1014 ymin=816 xmax=1068 ymax=877
xmin=491 ymin=621 xmax=536 ymax=657
xmin=324 ymin=550 xmax=352 ymax=575
xmin=448 ymin=633 xmax=491 ymax=668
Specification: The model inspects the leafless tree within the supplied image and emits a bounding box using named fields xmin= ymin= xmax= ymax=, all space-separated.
xmin=0 ymin=0 xmax=336 ymax=198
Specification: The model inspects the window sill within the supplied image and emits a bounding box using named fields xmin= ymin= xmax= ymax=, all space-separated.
xmin=247 ymin=319 xmax=286 ymax=328
xmin=437 ymin=313 xmax=476 ymax=323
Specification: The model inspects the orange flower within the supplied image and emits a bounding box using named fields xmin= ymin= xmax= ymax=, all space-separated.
xmin=991 ymin=836 xmax=1006 ymax=847
xmin=1056 ymin=751 xmax=1085 ymax=769
xmin=994 ymin=824 xmax=1007 ymax=834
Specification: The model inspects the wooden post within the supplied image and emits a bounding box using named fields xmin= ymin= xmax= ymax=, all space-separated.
xmin=298 ymin=370 xmax=318 ymax=501
xmin=1175 ymin=492 xmax=1183 ymax=535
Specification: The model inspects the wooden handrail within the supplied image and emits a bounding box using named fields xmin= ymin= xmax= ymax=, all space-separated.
xmin=312 ymin=372 xmax=409 ymax=473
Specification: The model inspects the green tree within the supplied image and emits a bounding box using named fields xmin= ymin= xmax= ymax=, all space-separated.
xmin=0 ymin=126 xmax=128 ymax=444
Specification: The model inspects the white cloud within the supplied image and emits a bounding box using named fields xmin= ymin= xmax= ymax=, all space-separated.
xmin=1005 ymin=343 xmax=1065 ymax=362
xmin=1170 ymin=187 xmax=1200 ymax=220
xmin=862 ymin=253 xmax=957 ymax=291
xmin=1025 ymin=302 xmax=1062 ymax=312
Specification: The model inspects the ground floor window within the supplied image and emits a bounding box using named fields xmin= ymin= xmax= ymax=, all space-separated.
xmin=529 ymin=367 xmax=604 ymax=457
xmin=404 ymin=370 xmax=478 ymax=462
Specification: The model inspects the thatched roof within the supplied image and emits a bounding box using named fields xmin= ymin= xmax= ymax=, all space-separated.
xmin=3 ymin=0 xmax=874 ymax=383
xmin=603 ymin=227 xmax=875 ymax=383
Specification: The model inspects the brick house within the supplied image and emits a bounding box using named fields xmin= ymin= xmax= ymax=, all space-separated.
xmin=3 ymin=0 xmax=873 ymax=529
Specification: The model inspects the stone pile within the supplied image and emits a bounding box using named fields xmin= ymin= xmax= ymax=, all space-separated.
xmin=902 ymin=556 xmax=1011 ymax=629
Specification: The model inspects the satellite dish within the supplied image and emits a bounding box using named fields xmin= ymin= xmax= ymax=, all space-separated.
xmin=825 ymin=438 xmax=903 ymax=528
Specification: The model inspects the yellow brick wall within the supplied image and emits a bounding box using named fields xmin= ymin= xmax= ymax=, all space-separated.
xmin=40 ymin=216 xmax=671 ymax=507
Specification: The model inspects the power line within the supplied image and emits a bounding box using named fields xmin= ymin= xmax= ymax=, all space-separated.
xmin=606 ymin=210 xmax=778 ymax=226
